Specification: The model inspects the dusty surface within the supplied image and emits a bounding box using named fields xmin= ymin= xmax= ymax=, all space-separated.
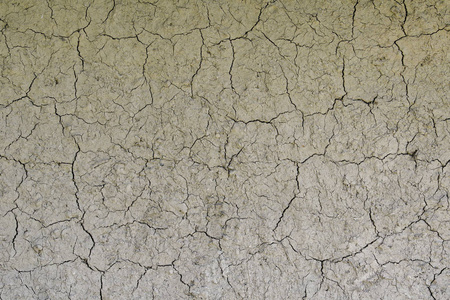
xmin=0 ymin=0 xmax=449 ymax=299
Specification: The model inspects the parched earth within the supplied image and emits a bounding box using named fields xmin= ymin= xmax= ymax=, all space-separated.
xmin=0 ymin=0 xmax=449 ymax=299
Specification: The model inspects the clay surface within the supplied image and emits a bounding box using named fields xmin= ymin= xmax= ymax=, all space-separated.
xmin=0 ymin=0 xmax=449 ymax=299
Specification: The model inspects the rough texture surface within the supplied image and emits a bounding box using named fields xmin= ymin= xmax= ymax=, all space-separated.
xmin=0 ymin=0 xmax=449 ymax=299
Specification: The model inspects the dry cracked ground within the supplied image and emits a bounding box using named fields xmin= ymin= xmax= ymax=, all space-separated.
xmin=0 ymin=0 xmax=449 ymax=299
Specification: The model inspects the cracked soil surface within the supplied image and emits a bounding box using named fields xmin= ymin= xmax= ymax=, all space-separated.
xmin=0 ymin=0 xmax=449 ymax=299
